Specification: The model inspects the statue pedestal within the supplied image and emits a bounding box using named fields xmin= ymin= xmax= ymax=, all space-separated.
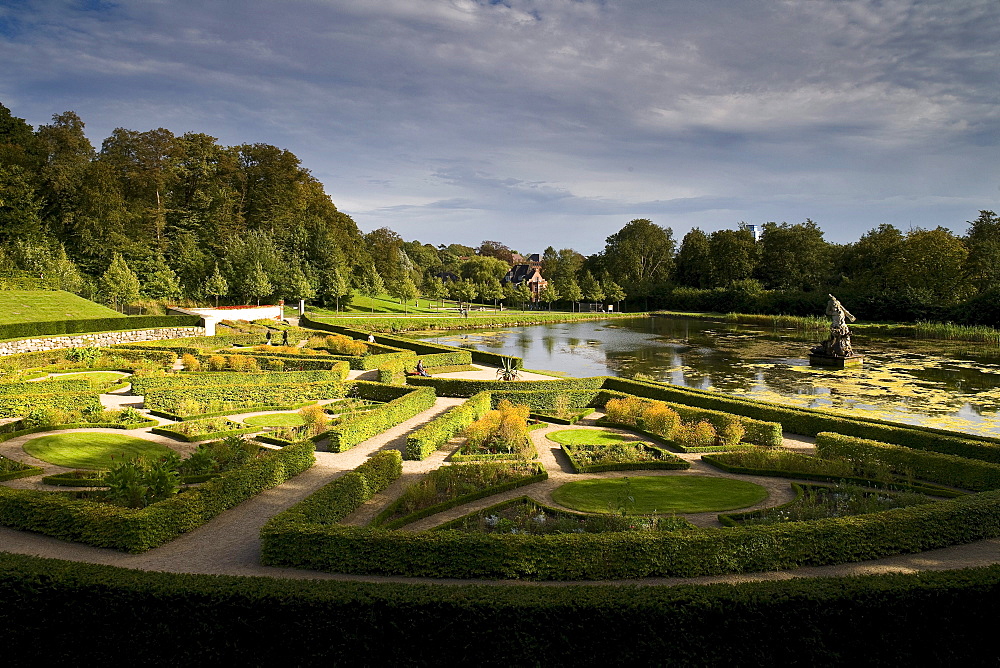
xmin=809 ymin=354 xmax=864 ymax=368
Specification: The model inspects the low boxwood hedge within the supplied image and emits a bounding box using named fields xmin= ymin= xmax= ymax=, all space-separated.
xmin=0 ymin=440 xmax=315 ymax=552
xmin=404 ymin=392 xmax=493 ymax=460
xmin=0 ymin=455 xmax=42 ymax=482
xmin=151 ymin=421 xmax=261 ymax=442
xmin=718 ymin=482 xmax=807 ymax=527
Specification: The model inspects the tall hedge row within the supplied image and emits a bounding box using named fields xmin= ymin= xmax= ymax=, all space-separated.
xmin=0 ymin=441 xmax=315 ymax=552
xmin=0 ymin=314 xmax=201 ymax=341
xmin=2 ymin=552 xmax=998 ymax=663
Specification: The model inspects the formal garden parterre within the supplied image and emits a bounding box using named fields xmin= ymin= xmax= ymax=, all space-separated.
xmin=2 ymin=321 xmax=1000 ymax=660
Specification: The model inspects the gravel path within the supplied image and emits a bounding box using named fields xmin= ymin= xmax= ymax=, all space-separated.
xmin=2 ymin=378 xmax=999 ymax=587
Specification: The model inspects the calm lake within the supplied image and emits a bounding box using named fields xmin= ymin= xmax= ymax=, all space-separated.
xmin=415 ymin=316 xmax=1000 ymax=437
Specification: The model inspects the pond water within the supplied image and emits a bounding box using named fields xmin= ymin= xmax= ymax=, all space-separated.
xmin=415 ymin=316 xmax=1000 ymax=437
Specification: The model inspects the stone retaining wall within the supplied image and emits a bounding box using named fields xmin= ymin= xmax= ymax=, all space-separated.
xmin=0 ymin=327 xmax=205 ymax=356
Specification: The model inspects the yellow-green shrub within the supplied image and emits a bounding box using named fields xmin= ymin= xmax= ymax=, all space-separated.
xmin=181 ymin=354 xmax=201 ymax=371
xmin=641 ymin=402 xmax=680 ymax=438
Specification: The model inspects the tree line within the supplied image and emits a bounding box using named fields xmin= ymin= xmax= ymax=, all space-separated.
xmin=1 ymin=102 xmax=997 ymax=323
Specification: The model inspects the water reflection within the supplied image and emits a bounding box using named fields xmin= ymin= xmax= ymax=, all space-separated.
xmin=416 ymin=316 xmax=1000 ymax=436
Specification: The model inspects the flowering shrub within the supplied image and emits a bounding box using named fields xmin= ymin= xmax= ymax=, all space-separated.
xmin=461 ymin=400 xmax=532 ymax=457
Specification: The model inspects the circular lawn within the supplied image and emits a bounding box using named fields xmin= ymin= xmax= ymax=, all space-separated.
xmin=23 ymin=432 xmax=177 ymax=470
xmin=242 ymin=413 xmax=306 ymax=427
xmin=552 ymin=475 xmax=769 ymax=514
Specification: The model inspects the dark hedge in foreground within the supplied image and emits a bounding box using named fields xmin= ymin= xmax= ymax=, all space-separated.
xmin=0 ymin=552 xmax=998 ymax=664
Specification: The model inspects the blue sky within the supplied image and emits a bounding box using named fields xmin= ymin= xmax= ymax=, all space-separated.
xmin=1 ymin=0 xmax=997 ymax=254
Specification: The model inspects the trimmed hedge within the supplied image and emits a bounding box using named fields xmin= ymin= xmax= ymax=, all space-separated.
xmin=404 ymin=392 xmax=493 ymax=460
xmin=143 ymin=380 xmax=347 ymax=416
xmin=261 ymin=450 xmax=403 ymax=529
xmin=129 ymin=367 xmax=350 ymax=395
xmin=0 ymin=440 xmax=315 ymax=552
xmin=3 ymin=553 xmax=1000 ymax=664
xmin=816 ymin=432 xmax=1000 ymax=493
xmin=258 ymin=488 xmax=1000 ymax=579
xmin=0 ymin=314 xmax=201 ymax=341
xmin=0 ymin=391 xmax=103 ymax=419
xmin=0 ymin=378 xmax=92 ymax=395
xmin=322 ymin=384 xmax=437 ymax=452
xmin=489 ymin=389 xmax=601 ymax=411
xmin=701 ymin=453 xmax=960 ymax=498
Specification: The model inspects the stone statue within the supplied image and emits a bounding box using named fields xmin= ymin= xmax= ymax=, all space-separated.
xmin=812 ymin=294 xmax=856 ymax=358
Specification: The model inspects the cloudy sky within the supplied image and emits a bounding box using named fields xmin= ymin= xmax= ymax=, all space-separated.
xmin=1 ymin=0 xmax=997 ymax=254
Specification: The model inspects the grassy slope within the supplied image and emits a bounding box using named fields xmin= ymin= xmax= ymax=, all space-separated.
xmin=0 ymin=290 xmax=120 ymax=325
xmin=309 ymin=293 xmax=511 ymax=316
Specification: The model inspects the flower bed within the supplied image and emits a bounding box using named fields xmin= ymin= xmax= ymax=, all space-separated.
xmin=436 ymin=496 xmax=695 ymax=534
xmin=371 ymin=461 xmax=547 ymax=529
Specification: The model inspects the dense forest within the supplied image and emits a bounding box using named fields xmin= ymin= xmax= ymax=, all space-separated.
xmin=1 ymin=102 xmax=997 ymax=324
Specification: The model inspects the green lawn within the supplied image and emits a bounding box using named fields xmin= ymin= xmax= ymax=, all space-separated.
xmin=22 ymin=432 xmax=177 ymax=469
xmin=551 ymin=476 xmax=769 ymax=514
xmin=0 ymin=290 xmax=120 ymax=325
xmin=242 ymin=413 xmax=307 ymax=427
xmin=546 ymin=429 xmax=643 ymax=446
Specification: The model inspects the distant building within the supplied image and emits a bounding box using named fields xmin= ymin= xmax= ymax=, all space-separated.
xmin=502 ymin=255 xmax=547 ymax=302
xmin=432 ymin=271 xmax=460 ymax=284
xmin=744 ymin=224 xmax=761 ymax=242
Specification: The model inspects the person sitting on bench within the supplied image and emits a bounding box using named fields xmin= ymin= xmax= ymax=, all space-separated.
xmin=416 ymin=359 xmax=430 ymax=377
